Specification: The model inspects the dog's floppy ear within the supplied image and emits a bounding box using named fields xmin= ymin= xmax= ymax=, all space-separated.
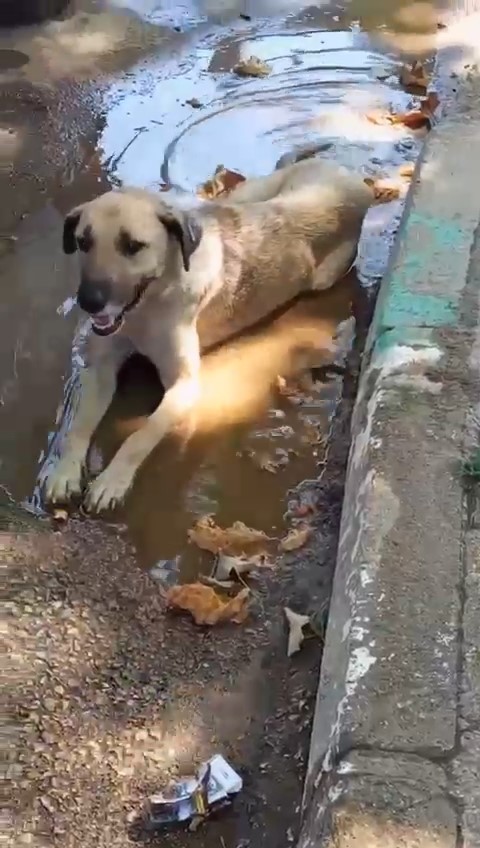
xmin=157 ymin=206 xmax=203 ymax=272
xmin=62 ymin=206 xmax=84 ymax=254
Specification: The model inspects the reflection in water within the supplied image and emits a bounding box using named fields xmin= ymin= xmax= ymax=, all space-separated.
xmin=1 ymin=0 xmax=436 ymax=571
xmin=99 ymin=22 xmax=419 ymax=190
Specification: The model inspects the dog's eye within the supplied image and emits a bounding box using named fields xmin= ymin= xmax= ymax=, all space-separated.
xmin=123 ymin=237 xmax=147 ymax=257
xmin=117 ymin=229 xmax=147 ymax=258
xmin=125 ymin=239 xmax=146 ymax=256
xmin=77 ymin=236 xmax=90 ymax=252
xmin=77 ymin=227 xmax=94 ymax=253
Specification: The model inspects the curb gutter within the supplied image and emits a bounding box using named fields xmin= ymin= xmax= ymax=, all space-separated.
xmin=297 ymin=7 xmax=480 ymax=848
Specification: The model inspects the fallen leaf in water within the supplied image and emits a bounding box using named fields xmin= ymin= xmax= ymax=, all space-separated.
xmin=399 ymin=61 xmax=430 ymax=90
xmin=367 ymin=92 xmax=439 ymax=131
xmin=302 ymin=420 xmax=326 ymax=446
xmin=259 ymin=456 xmax=281 ymax=473
xmin=363 ymin=177 xmax=401 ymax=204
xmin=197 ymin=164 xmax=246 ymax=200
xmin=215 ymin=552 xmax=273 ymax=581
xmin=166 ymin=583 xmax=250 ymax=625
xmin=284 ymin=607 xmax=311 ymax=656
xmin=365 ymin=110 xmax=395 ymax=126
xmin=398 ymin=162 xmax=416 ymax=178
xmin=279 ymin=526 xmax=311 ymax=552
xmin=391 ymin=92 xmax=440 ymax=129
xmin=253 ymin=448 xmax=290 ymax=473
xmin=188 ymin=515 xmax=270 ymax=556
xmin=233 ymin=55 xmax=271 ymax=77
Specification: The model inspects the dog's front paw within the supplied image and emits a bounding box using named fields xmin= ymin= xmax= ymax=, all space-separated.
xmin=84 ymin=464 xmax=134 ymax=513
xmin=44 ymin=455 xmax=84 ymax=503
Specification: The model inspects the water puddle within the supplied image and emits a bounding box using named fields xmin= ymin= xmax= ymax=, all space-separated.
xmin=0 ymin=0 xmax=435 ymax=575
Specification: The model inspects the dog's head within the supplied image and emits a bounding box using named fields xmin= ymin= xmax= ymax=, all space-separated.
xmin=63 ymin=189 xmax=203 ymax=336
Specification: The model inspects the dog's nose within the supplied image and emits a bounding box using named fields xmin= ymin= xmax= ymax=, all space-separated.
xmin=77 ymin=279 xmax=111 ymax=315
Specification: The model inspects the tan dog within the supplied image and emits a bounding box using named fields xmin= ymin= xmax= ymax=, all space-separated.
xmin=44 ymin=157 xmax=372 ymax=512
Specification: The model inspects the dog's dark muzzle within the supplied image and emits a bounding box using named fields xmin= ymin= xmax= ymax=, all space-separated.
xmin=77 ymin=276 xmax=155 ymax=337
xmin=77 ymin=278 xmax=112 ymax=315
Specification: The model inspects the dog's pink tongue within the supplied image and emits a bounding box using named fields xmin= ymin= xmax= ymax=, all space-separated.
xmin=92 ymin=315 xmax=111 ymax=327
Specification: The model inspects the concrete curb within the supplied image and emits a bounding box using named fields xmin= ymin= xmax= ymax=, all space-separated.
xmin=298 ymin=9 xmax=480 ymax=848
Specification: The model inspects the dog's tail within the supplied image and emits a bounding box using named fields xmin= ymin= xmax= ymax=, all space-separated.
xmin=274 ymin=141 xmax=333 ymax=170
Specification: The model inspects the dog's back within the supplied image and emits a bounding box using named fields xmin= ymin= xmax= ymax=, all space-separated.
xmin=196 ymin=159 xmax=372 ymax=349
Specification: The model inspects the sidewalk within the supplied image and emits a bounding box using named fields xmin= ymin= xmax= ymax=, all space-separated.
xmin=298 ymin=9 xmax=480 ymax=848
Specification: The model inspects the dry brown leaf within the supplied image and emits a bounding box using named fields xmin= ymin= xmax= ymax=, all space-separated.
xmin=390 ymin=91 xmax=440 ymax=129
xmin=365 ymin=110 xmax=396 ymax=126
xmin=367 ymin=92 xmax=439 ymax=131
xmin=398 ymin=162 xmax=416 ymax=178
xmin=197 ymin=164 xmax=246 ymax=200
xmin=279 ymin=526 xmax=311 ymax=552
xmin=215 ymin=552 xmax=273 ymax=581
xmin=188 ymin=515 xmax=270 ymax=556
xmin=233 ymin=56 xmax=272 ymax=77
xmin=165 ymin=583 xmax=250 ymax=625
xmin=284 ymin=607 xmax=311 ymax=656
xmin=390 ymin=109 xmax=428 ymax=130
xmin=399 ymin=61 xmax=430 ymax=90
xmin=363 ymin=177 xmax=401 ymax=204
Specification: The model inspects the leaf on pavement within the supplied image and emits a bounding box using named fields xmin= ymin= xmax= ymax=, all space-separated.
xmin=165 ymin=583 xmax=250 ymax=625
xmin=284 ymin=607 xmax=311 ymax=656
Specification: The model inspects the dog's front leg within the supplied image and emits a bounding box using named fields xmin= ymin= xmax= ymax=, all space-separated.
xmin=85 ymin=327 xmax=200 ymax=512
xmin=44 ymin=342 xmax=128 ymax=504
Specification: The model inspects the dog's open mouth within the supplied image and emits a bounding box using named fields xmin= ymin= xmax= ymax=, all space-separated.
xmin=90 ymin=278 xmax=152 ymax=337
xmin=91 ymin=313 xmax=124 ymax=337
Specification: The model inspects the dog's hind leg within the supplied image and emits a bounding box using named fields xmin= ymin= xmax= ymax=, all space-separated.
xmin=44 ymin=342 xmax=129 ymax=504
xmin=310 ymin=239 xmax=359 ymax=292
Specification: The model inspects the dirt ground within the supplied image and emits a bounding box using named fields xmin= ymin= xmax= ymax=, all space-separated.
xmin=3 ymin=300 xmax=372 ymax=848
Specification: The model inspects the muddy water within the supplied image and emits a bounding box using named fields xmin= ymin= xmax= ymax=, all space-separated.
xmin=0 ymin=0 xmax=434 ymax=571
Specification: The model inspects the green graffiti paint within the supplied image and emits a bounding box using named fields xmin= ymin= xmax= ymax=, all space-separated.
xmin=381 ymin=291 xmax=457 ymax=327
xmin=370 ymin=211 xmax=465 ymax=339
xmin=373 ymin=327 xmax=436 ymax=354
